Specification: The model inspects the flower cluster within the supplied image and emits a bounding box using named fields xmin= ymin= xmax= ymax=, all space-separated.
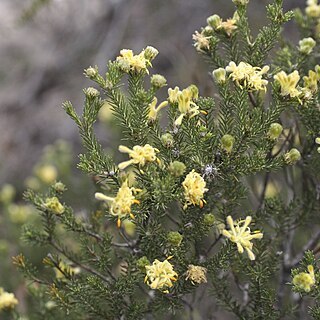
xmin=292 ymin=265 xmax=316 ymax=292
xmin=145 ymin=257 xmax=178 ymax=293
xmin=222 ymin=215 xmax=263 ymax=260
xmin=118 ymin=144 xmax=159 ymax=170
xmin=225 ymin=61 xmax=269 ymax=91
xmin=0 ymin=288 xmax=18 ymax=311
xmin=274 ymin=65 xmax=320 ymax=101
xmin=182 ymin=170 xmax=208 ymax=209
xmin=185 ymin=265 xmax=208 ymax=285
xmin=44 ymin=197 xmax=65 ymax=215
xmin=168 ymin=85 xmax=202 ymax=126
xmin=116 ymin=46 xmax=158 ymax=74
xmin=306 ymin=0 xmax=320 ymax=18
xmin=316 ymin=137 xmax=320 ymax=153
xmin=95 ymin=180 xmax=141 ymax=227
xmin=192 ymin=30 xmax=212 ymax=52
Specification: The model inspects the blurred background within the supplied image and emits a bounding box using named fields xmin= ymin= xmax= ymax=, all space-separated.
xmin=0 ymin=0 xmax=305 ymax=187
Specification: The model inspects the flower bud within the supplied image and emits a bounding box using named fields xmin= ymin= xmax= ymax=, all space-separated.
xmin=84 ymin=66 xmax=98 ymax=79
xmin=221 ymin=134 xmax=235 ymax=153
xmin=151 ymin=74 xmax=167 ymax=88
xmin=168 ymin=161 xmax=186 ymax=177
xmin=53 ymin=181 xmax=66 ymax=193
xmin=188 ymin=84 xmax=199 ymax=99
xmin=284 ymin=148 xmax=301 ymax=165
xmin=207 ymin=14 xmax=222 ymax=29
xmin=84 ymin=87 xmax=100 ymax=98
xmin=136 ymin=256 xmax=150 ymax=271
xmin=203 ymin=213 xmax=215 ymax=226
xmin=144 ymin=46 xmax=159 ymax=61
xmin=35 ymin=164 xmax=57 ymax=184
xmin=45 ymin=197 xmax=65 ymax=215
xmin=161 ymin=133 xmax=174 ymax=148
xmin=212 ymin=68 xmax=227 ymax=84
xmin=268 ymin=123 xmax=283 ymax=140
xmin=232 ymin=0 xmax=249 ymax=5
xmin=299 ymin=37 xmax=316 ymax=55
xmin=167 ymin=231 xmax=183 ymax=246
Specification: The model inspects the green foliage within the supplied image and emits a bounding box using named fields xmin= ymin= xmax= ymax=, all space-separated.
xmin=4 ymin=0 xmax=320 ymax=319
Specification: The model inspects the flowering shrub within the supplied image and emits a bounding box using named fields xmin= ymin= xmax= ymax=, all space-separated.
xmin=6 ymin=0 xmax=320 ymax=319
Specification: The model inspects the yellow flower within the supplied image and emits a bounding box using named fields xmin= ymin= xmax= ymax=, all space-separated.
xmin=315 ymin=137 xmax=320 ymax=153
xmin=116 ymin=49 xmax=151 ymax=74
xmin=145 ymin=257 xmax=178 ymax=292
xmin=0 ymin=288 xmax=18 ymax=310
xmin=306 ymin=0 xmax=320 ymax=18
xmin=44 ymin=197 xmax=65 ymax=215
xmin=222 ymin=215 xmax=263 ymax=260
xmin=185 ymin=265 xmax=207 ymax=285
xmin=95 ymin=180 xmax=141 ymax=227
xmin=192 ymin=30 xmax=212 ymax=52
xmin=226 ymin=61 xmax=269 ymax=91
xmin=216 ymin=12 xmax=239 ymax=36
xmin=35 ymin=164 xmax=58 ymax=184
xmin=293 ymin=265 xmax=316 ymax=292
xmin=303 ymin=70 xmax=318 ymax=94
xmin=182 ymin=170 xmax=208 ymax=209
xmin=274 ymin=70 xmax=301 ymax=98
xmin=118 ymin=144 xmax=160 ymax=170
xmin=171 ymin=85 xmax=202 ymax=126
xmin=148 ymin=97 xmax=168 ymax=123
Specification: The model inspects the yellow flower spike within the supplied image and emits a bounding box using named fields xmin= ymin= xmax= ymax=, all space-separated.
xmin=148 ymin=97 xmax=168 ymax=123
xmin=145 ymin=257 xmax=178 ymax=292
xmin=95 ymin=180 xmax=141 ymax=227
xmin=303 ymin=70 xmax=318 ymax=94
xmin=274 ymin=70 xmax=301 ymax=98
xmin=226 ymin=61 xmax=269 ymax=91
xmin=222 ymin=215 xmax=263 ymax=260
xmin=118 ymin=144 xmax=159 ymax=170
xmin=182 ymin=170 xmax=208 ymax=209
xmin=292 ymin=265 xmax=316 ymax=292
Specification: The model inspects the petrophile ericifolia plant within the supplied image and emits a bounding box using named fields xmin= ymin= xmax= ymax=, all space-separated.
xmin=8 ymin=0 xmax=320 ymax=319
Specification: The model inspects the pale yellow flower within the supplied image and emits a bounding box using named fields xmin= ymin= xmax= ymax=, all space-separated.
xmin=303 ymin=70 xmax=318 ymax=94
xmin=0 ymin=288 xmax=18 ymax=310
xmin=145 ymin=257 xmax=178 ymax=293
xmin=226 ymin=61 xmax=269 ymax=91
xmin=274 ymin=70 xmax=301 ymax=98
xmin=148 ymin=97 xmax=168 ymax=123
xmin=182 ymin=170 xmax=208 ymax=209
xmin=185 ymin=265 xmax=207 ymax=285
xmin=118 ymin=144 xmax=159 ymax=170
xmin=171 ymin=85 xmax=202 ymax=126
xmin=216 ymin=12 xmax=239 ymax=36
xmin=192 ymin=30 xmax=212 ymax=52
xmin=293 ymin=265 xmax=316 ymax=292
xmin=116 ymin=49 xmax=151 ymax=74
xmin=95 ymin=180 xmax=141 ymax=227
xmin=222 ymin=215 xmax=263 ymax=260
xmin=44 ymin=197 xmax=65 ymax=215
xmin=306 ymin=0 xmax=320 ymax=18
xmin=316 ymin=137 xmax=320 ymax=153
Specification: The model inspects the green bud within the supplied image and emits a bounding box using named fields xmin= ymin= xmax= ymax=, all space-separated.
xmin=212 ymin=68 xmax=227 ymax=84
xmin=203 ymin=213 xmax=215 ymax=226
xmin=284 ymin=148 xmax=301 ymax=165
xmin=168 ymin=161 xmax=186 ymax=177
xmin=232 ymin=0 xmax=249 ymax=5
xmin=167 ymin=231 xmax=183 ymax=246
xmin=268 ymin=123 xmax=283 ymax=140
xmin=45 ymin=197 xmax=65 ymax=215
xmin=151 ymin=74 xmax=167 ymax=88
xmin=221 ymin=134 xmax=235 ymax=153
xmin=53 ymin=181 xmax=67 ymax=193
xmin=299 ymin=37 xmax=316 ymax=55
xmin=144 ymin=46 xmax=159 ymax=61
xmin=207 ymin=14 xmax=222 ymax=29
xmin=161 ymin=133 xmax=174 ymax=148
xmin=84 ymin=66 xmax=98 ymax=78
xmin=136 ymin=256 xmax=150 ymax=271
